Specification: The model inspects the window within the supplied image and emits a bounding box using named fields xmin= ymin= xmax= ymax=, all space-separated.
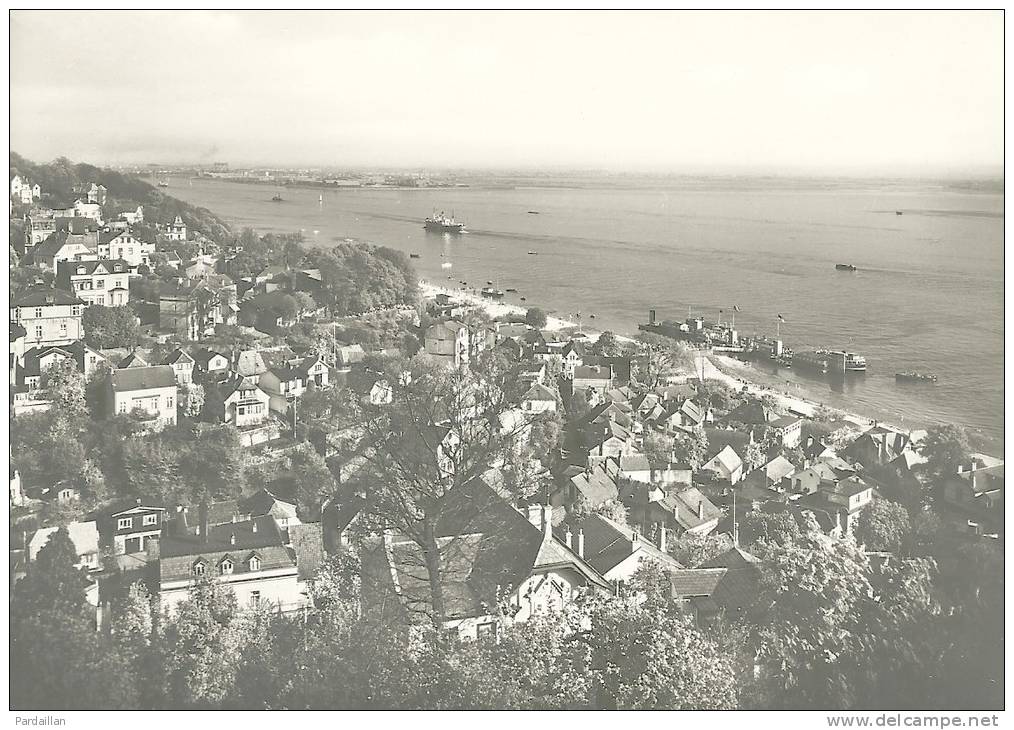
xmin=193 ymin=562 xmax=206 ymax=577
xmin=60 ymin=323 xmax=67 ymax=336
xmin=34 ymin=326 xmax=43 ymax=340
xmin=220 ymin=558 xmax=234 ymax=575
xmin=97 ymin=280 xmax=104 ymax=289
xmin=113 ymin=264 xmax=122 ymax=272
xmin=76 ymin=266 xmax=85 ymax=275
xmin=248 ymin=556 xmax=261 ymax=571
xmin=142 ymin=514 xmax=158 ymax=527
xmin=249 ymin=591 xmax=261 ymax=608
xmin=166 ymin=396 xmax=174 ymax=409
xmin=71 ymin=305 xmax=81 ymax=316
xmin=118 ymin=401 xmax=128 ymax=414
xmin=34 ymin=308 xmax=43 ymax=318
xmin=117 ymin=517 xmax=133 ymax=530
xmin=476 ymin=621 xmax=497 ymax=642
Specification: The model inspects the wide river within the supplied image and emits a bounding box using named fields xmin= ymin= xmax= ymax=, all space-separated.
xmin=164 ymin=175 xmax=1004 ymax=453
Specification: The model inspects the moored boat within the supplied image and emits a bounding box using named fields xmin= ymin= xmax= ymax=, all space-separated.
xmin=410 ymin=253 xmax=420 ymax=259
xmin=835 ymin=263 xmax=857 ymax=271
xmin=481 ymin=287 xmax=505 ymax=300
xmin=896 ymin=371 xmax=937 ymax=383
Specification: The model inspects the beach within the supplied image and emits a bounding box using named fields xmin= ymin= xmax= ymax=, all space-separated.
xmin=419 ymin=282 xmax=894 ymax=438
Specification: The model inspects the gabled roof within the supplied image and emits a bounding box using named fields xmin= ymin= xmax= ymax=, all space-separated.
xmin=663 ymin=486 xmax=723 ymax=531
xmin=233 ymin=349 xmax=267 ymax=377
xmin=720 ymin=399 xmax=776 ymax=426
xmin=706 ymin=444 xmax=743 ymax=473
xmin=57 ymin=258 xmax=129 ymax=277
xmin=29 ymin=521 xmax=100 ymax=561
xmin=364 ymin=476 xmax=608 ymax=626
xmin=573 ymin=364 xmax=612 ymax=381
xmin=568 ymin=465 xmax=619 ymax=507
xmin=555 ymin=513 xmax=685 ymax=576
xmin=110 ymin=365 xmax=175 ymax=392
xmin=761 ymin=455 xmax=796 ymax=483
xmin=522 ymin=383 xmax=557 ymax=402
xmin=12 ymin=287 xmax=84 ymax=307
xmin=617 ymin=453 xmax=651 ymax=473
xmin=117 ymin=352 xmax=149 ymax=369
xmin=162 ymin=348 xmax=194 ymax=366
xmin=670 ymin=546 xmax=762 ymax=615
xmin=158 ymin=516 xmax=295 ymax=583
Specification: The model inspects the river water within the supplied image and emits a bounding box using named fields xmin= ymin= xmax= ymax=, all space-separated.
xmin=163 ymin=174 xmax=1004 ymax=453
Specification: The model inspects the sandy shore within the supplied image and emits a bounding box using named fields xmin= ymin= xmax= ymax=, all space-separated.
xmin=421 ymin=280 xmax=892 ymax=437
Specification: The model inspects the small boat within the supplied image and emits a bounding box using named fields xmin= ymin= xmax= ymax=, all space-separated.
xmin=519 ymin=296 xmax=527 ymax=302
xmin=527 ymin=250 xmax=538 ymax=255
xmin=896 ymin=371 xmax=937 ymax=383
xmin=271 ymin=195 xmax=284 ymax=202
xmin=409 ymin=253 xmax=420 ymax=259
xmin=590 ymin=314 xmax=597 ymax=319
xmin=505 ymin=287 xmax=517 ymax=293
xmin=441 ymin=262 xmax=452 ymax=269
xmin=835 ymin=264 xmax=857 ymax=271
xmin=319 ymin=195 xmax=323 ymax=204
xmin=157 ymin=179 xmax=169 ymax=188
xmin=486 ymin=280 xmax=493 ymax=286
xmin=895 ymin=211 xmax=903 ymax=216
xmin=527 ymin=210 xmax=540 ymax=215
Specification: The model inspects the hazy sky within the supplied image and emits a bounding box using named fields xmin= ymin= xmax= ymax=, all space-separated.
xmin=10 ymin=11 xmax=1004 ymax=173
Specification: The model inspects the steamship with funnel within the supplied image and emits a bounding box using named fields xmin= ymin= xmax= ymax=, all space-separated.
xmin=424 ymin=211 xmax=465 ymax=233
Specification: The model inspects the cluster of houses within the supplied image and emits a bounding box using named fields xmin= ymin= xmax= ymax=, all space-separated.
xmin=10 ymin=183 xmax=1005 ymax=642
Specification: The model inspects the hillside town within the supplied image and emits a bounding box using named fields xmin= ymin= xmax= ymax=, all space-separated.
xmin=8 ymin=160 xmax=1004 ymax=711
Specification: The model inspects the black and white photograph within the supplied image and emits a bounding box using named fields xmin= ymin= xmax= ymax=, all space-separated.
xmin=7 ymin=9 xmax=1006 ymax=717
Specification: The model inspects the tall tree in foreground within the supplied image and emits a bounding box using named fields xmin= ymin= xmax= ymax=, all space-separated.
xmin=12 ymin=529 xmax=138 ymax=709
xmin=344 ymin=350 xmax=533 ymax=630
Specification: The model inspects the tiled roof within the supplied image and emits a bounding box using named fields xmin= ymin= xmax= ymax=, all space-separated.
xmin=556 ymin=513 xmax=684 ymax=576
xmin=158 ymin=516 xmax=295 ymax=583
xmin=109 ymin=365 xmax=175 ymax=392
xmin=12 ymin=287 xmax=84 ymax=307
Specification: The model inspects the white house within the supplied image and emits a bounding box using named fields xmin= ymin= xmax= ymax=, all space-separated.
xmin=29 ymin=522 xmax=101 ymax=571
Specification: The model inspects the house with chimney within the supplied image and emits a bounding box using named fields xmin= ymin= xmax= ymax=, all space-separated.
xmin=98 ymin=229 xmax=153 ymax=268
xmin=669 ymin=547 xmax=764 ymax=625
xmin=361 ymin=475 xmax=609 ymax=641
xmin=423 ymin=320 xmax=471 ymax=368
xmin=572 ymin=364 xmax=612 ymax=394
xmin=152 ymin=515 xmax=307 ymax=615
xmin=622 ymin=484 xmax=722 ymax=537
xmin=700 ymin=444 xmax=744 ymax=485
xmin=97 ymin=499 xmax=169 ymax=556
xmin=56 ymin=259 xmax=131 ymax=307
xmin=25 ymin=230 xmax=98 ymax=271
xmin=555 ymin=513 xmax=684 ymax=583
xmin=162 ymin=348 xmax=195 ymax=385
xmin=10 ymin=288 xmax=84 ymax=348
xmin=108 ymin=365 xmax=178 ymax=431
xmin=942 ymin=454 xmax=1004 ymax=527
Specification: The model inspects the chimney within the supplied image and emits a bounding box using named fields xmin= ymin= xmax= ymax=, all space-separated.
xmin=631 ymin=529 xmax=639 ymax=551
xmin=658 ymin=524 xmax=667 ymax=553
xmin=698 ymin=501 xmax=705 ymax=520
xmin=576 ymin=529 xmax=585 ymax=559
xmin=199 ymin=501 xmax=210 ymax=543
xmin=230 ymin=533 xmax=236 ymax=545
xmin=565 ymin=528 xmax=573 ymax=549
xmin=541 ymin=504 xmax=552 ymax=539
xmin=231 ymin=514 xmax=237 ymax=523
xmin=252 ymin=521 xmax=258 ymax=534
xmin=135 ymin=497 xmax=142 ymax=506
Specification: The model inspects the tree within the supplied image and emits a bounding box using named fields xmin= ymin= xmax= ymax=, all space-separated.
xmin=345 ymin=350 xmax=532 ymax=629
xmin=181 ymin=424 xmax=246 ymax=505
xmin=854 ymin=499 xmax=911 ymax=552
xmin=643 ymin=433 xmax=674 ymax=473
xmin=666 ymin=531 xmax=734 ymax=567
xmin=180 ymin=381 xmax=205 ymax=418
xmin=43 ymin=358 xmax=87 ymax=419
xmin=157 ymin=580 xmax=260 ymax=708
xmin=582 ymin=592 xmax=740 ymax=709
xmin=744 ymin=440 xmax=766 ymax=472
xmin=12 ymin=528 xmax=138 ymax=709
xmin=739 ymin=510 xmax=803 ymax=552
xmin=287 ymin=444 xmax=337 ymax=520
xmin=82 ymin=304 xmax=141 ymax=349
xmin=917 ymin=424 xmax=972 ymax=492
xmin=590 ymin=331 xmax=623 ymax=357
xmin=672 ymin=425 xmax=708 ymax=469
xmin=525 ymin=307 xmax=548 ymax=329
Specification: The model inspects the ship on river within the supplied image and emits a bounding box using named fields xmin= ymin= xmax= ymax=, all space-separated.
xmin=424 ymin=211 xmax=465 ymax=233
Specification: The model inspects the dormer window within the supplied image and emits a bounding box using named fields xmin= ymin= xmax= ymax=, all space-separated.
xmin=248 ymin=555 xmax=261 ymax=571
xmin=113 ymin=264 xmax=122 ymax=272
xmin=193 ymin=561 xmax=206 ymax=577
xmin=76 ymin=266 xmax=86 ymax=275
xmin=219 ymin=558 xmax=234 ymax=575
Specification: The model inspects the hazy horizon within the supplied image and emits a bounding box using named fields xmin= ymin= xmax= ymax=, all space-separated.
xmin=11 ymin=11 xmax=1004 ymax=175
